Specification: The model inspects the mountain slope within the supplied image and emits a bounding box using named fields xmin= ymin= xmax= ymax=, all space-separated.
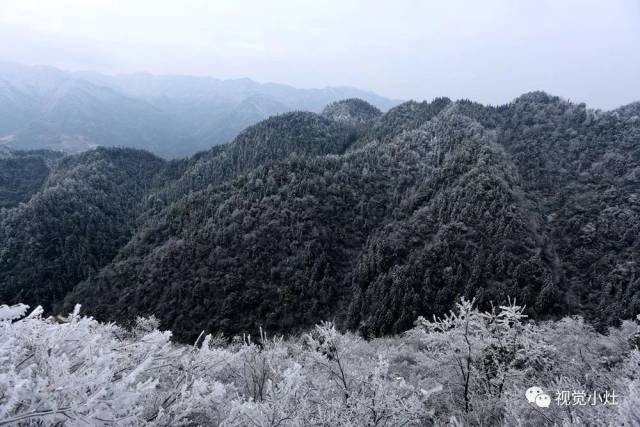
xmin=0 ymin=148 xmax=165 ymax=310
xmin=0 ymin=149 xmax=64 ymax=209
xmin=1 ymin=93 xmax=638 ymax=343
xmin=496 ymin=92 xmax=640 ymax=328
xmin=68 ymin=110 xmax=561 ymax=341
xmin=0 ymin=63 xmax=189 ymax=155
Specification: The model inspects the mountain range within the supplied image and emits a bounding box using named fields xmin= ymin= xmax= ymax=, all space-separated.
xmin=0 ymin=61 xmax=399 ymax=158
xmin=0 ymin=93 xmax=639 ymax=342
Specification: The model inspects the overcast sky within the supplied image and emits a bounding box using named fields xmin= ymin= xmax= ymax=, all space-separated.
xmin=0 ymin=0 xmax=638 ymax=109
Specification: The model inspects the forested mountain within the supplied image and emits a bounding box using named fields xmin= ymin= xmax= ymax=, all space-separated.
xmin=0 ymin=149 xmax=64 ymax=209
xmin=0 ymin=62 xmax=399 ymax=158
xmin=0 ymin=148 xmax=164 ymax=310
xmin=1 ymin=94 xmax=638 ymax=343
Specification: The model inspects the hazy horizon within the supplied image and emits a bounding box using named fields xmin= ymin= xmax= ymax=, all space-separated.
xmin=1 ymin=0 xmax=639 ymax=109
xmin=0 ymin=59 xmax=401 ymax=97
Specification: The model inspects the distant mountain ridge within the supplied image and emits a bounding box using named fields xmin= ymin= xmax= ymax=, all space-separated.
xmin=0 ymin=61 xmax=400 ymax=158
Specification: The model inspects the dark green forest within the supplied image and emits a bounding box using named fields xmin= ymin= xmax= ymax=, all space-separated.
xmin=1 ymin=94 xmax=638 ymax=342
xmin=0 ymin=149 xmax=63 ymax=209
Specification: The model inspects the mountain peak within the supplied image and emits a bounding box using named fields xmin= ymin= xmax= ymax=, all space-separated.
xmin=614 ymin=101 xmax=640 ymax=119
xmin=321 ymin=98 xmax=382 ymax=125
xmin=512 ymin=91 xmax=562 ymax=105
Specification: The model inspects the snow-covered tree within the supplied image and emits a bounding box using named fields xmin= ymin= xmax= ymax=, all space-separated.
xmin=0 ymin=302 xmax=637 ymax=426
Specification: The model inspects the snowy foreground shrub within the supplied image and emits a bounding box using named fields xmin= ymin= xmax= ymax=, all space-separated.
xmin=1 ymin=301 xmax=639 ymax=426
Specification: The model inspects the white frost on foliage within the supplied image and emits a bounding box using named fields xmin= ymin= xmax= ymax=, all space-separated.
xmin=0 ymin=303 xmax=29 ymax=321
xmin=0 ymin=302 xmax=639 ymax=426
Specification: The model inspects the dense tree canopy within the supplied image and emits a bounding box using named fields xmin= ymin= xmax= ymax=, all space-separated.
xmin=1 ymin=93 xmax=638 ymax=342
xmin=0 ymin=148 xmax=164 ymax=310
xmin=0 ymin=149 xmax=63 ymax=209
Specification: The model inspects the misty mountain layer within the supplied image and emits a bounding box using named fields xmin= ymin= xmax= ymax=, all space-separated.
xmin=0 ymin=62 xmax=399 ymax=158
xmin=0 ymin=94 xmax=638 ymax=342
